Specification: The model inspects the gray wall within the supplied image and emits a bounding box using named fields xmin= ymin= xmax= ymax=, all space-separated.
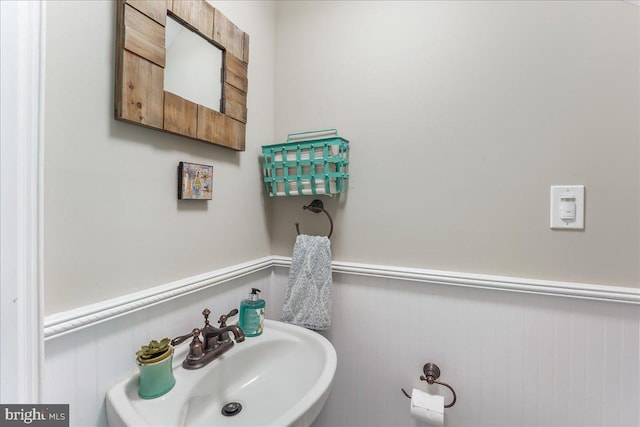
xmin=43 ymin=0 xmax=640 ymax=316
xmin=272 ymin=0 xmax=640 ymax=287
xmin=44 ymin=1 xmax=276 ymax=315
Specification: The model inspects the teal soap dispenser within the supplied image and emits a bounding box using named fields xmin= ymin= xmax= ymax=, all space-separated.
xmin=239 ymin=288 xmax=265 ymax=337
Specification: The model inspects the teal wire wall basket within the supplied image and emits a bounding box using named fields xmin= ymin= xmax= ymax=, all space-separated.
xmin=262 ymin=129 xmax=349 ymax=197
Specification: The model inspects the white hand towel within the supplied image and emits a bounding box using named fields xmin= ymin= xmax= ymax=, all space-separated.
xmin=280 ymin=234 xmax=332 ymax=330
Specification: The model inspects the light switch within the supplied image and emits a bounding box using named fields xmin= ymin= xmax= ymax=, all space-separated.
xmin=550 ymin=185 xmax=585 ymax=230
xmin=559 ymin=194 xmax=576 ymax=220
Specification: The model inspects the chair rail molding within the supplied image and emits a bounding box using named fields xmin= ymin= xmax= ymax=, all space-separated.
xmin=45 ymin=256 xmax=640 ymax=341
xmin=271 ymin=257 xmax=640 ymax=304
xmin=44 ymin=257 xmax=274 ymax=340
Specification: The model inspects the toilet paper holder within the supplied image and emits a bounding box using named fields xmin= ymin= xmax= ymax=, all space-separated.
xmin=401 ymin=362 xmax=457 ymax=408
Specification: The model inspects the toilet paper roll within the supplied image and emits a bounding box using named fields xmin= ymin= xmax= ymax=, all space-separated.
xmin=409 ymin=388 xmax=444 ymax=426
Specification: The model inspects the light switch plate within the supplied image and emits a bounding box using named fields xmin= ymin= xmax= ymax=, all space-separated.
xmin=550 ymin=185 xmax=585 ymax=230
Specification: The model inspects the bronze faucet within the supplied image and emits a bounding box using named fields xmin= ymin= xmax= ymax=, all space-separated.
xmin=171 ymin=308 xmax=245 ymax=370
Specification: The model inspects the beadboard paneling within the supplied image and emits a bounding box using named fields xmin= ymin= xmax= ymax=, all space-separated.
xmin=43 ymin=260 xmax=639 ymax=427
xmin=268 ymin=267 xmax=640 ymax=427
xmin=42 ymin=270 xmax=271 ymax=427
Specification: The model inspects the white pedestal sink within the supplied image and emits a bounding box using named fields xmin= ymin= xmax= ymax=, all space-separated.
xmin=106 ymin=320 xmax=337 ymax=427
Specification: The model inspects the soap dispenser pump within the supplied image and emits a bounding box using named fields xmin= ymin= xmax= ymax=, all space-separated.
xmin=238 ymin=288 xmax=265 ymax=337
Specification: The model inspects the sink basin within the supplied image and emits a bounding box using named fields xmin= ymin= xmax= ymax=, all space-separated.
xmin=106 ymin=320 xmax=337 ymax=427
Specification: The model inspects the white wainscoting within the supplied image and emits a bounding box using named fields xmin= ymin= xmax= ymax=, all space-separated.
xmin=43 ymin=257 xmax=639 ymax=427
xmin=43 ymin=267 xmax=272 ymax=427
xmin=270 ymin=266 xmax=640 ymax=427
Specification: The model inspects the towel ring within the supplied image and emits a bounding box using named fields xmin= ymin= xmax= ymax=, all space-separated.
xmin=295 ymin=199 xmax=333 ymax=238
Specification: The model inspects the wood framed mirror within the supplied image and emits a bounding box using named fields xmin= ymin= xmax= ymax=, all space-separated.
xmin=114 ymin=0 xmax=249 ymax=151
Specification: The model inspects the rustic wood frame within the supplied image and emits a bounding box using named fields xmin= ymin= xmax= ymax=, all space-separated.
xmin=114 ymin=0 xmax=249 ymax=151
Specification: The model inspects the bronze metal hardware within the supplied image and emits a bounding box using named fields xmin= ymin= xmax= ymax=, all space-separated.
xmin=401 ymin=362 xmax=457 ymax=408
xmin=295 ymin=199 xmax=334 ymax=238
xmin=171 ymin=308 xmax=245 ymax=370
xmin=171 ymin=331 xmax=194 ymax=346
xmin=217 ymin=308 xmax=239 ymax=342
xmin=218 ymin=308 xmax=239 ymax=327
xmin=187 ymin=328 xmax=204 ymax=359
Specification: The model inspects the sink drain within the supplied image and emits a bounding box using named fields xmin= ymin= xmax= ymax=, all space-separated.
xmin=221 ymin=402 xmax=242 ymax=417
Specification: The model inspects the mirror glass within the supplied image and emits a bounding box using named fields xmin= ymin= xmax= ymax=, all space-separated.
xmin=164 ymin=16 xmax=223 ymax=112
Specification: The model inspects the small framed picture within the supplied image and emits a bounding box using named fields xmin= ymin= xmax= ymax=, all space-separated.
xmin=178 ymin=162 xmax=213 ymax=200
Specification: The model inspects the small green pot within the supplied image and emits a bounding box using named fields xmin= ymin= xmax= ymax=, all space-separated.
xmin=137 ymin=347 xmax=176 ymax=399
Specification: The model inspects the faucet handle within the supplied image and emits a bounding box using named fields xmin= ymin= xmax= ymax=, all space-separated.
xmin=187 ymin=328 xmax=204 ymax=360
xmin=218 ymin=308 xmax=239 ymax=327
xmin=171 ymin=330 xmax=194 ymax=346
xmin=202 ymin=308 xmax=211 ymax=325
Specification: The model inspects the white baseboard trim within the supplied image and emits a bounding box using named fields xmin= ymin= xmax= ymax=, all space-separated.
xmin=45 ymin=256 xmax=640 ymax=340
